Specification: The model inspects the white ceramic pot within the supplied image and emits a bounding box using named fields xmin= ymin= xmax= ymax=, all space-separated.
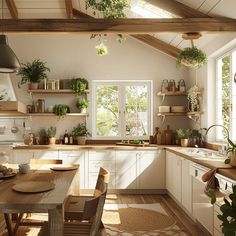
xmin=48 ymin=137 xmax=56 ymax=145
xmin=76 ymin=136 xmax=86 ymax=145
xmin=180 ymin=139 xmax=189 ymax=147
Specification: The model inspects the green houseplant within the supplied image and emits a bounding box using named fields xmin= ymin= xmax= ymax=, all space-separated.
xmin=38 ymin=128 xmax=47 ymax=145
xmin=70 ymin=78 xmax=89 ymax=96
xmin=47 ymin=126 xmax=57 ymax=145
xmin=72 ymin=123 xmax=89 ymax=145
xmin=53 ymin=104 xmax=70 ymax=119
xmin=187 ymin=85 xmax=200 ymax=112
xmin=18 ymin=59 xmax=50 ymax=90
xmin=176 ymin=129 xmax=192 ymax=147
xmin=177 ymin=47 xmax=207 ymax=69
xmin=225 ymin=138 xmax=236 ymax=167
xmin=76 ymin=98 xmax=89 ymax=113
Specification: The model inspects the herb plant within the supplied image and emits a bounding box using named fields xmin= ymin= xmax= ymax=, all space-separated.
xmin=53 ymin=104 xmax=70 ymax=118
xmin=176 ymin=129 xmax=192 ymax=139
xmin=18 ymin=59 xmax=50 ymax=84
xmin=70 ymin=78 xmax=89 ymax=96
xmin=72 ymin=123 xmax=89 ymax=137
xmin=47 ymin=126 xmax=56 ymax=138
xmin=225 ymin=138 xmax=236 ymax=164
xmin=177 ymin=47 xmax=207 ymax=69
xmin=76 ymin=98 xmax=89 ymax=112
xmin=187 ymin=85 xmax=200 ymax=112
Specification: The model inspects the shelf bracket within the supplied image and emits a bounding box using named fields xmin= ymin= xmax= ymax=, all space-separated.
xmin=188 ymin=114 xmax=200 ymax=125
xmin=160 ymin=115 xmax=166 ymax=124
xmin=161 ymin=94 xmax=166 ymax=104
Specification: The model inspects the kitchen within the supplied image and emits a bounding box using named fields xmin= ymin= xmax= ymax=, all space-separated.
xmin=0 ymin=0 xmax=236 ymax=236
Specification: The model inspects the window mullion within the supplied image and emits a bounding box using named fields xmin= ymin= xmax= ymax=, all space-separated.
xmin=119 ymin=84 xmax=126 ymax=139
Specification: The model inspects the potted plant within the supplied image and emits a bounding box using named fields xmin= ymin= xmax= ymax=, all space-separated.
xmin=176 ymin=47 xmax=207 ymax=69
xmin=225 ymin=138 xmax=236 ymax=167
xmin=210 ymin=186 xmax=236 ymax=236
xmin=47 ymin=126 xmax=57 ymax=145
xmin=176 ymin=129 xmax=192 ymax=147
xmin=187 ymin=85 xmax=200 ymax=112
xmin=76 ymin=98 xmax=89 ymax=113
xmin=53 ymin=104 xmax=70 ymax=119
xmin=18 ymin=59 xmax=50 ymax=90
xmin=95 ymin=43 xmax=108 ymax=56
xmin=70 ymin=78 xmax=89 ymax=96
xmin=72 ymin=123 xmax=89 ymax=145
xmin=38 ymin=128 xmax=47 ymax=145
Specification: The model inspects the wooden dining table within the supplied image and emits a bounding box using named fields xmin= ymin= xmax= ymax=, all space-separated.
xmin=0 ymin=164 xmax=80 ymax=236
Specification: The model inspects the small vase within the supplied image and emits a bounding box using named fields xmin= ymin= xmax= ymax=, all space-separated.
xmin=29 ymin=82 xmax=39 ymax=90
xmin=48 ymin=137 xmax=56 ymax=145
xmin=180 ymin=139 xmax=189 ymax=147
xmin=76 ymin=136 xmax=86 ymax=145
xmin=229 ymin=152 xmax=236 ymax=167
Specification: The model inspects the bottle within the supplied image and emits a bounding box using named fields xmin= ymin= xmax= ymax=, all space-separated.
xmin=64 ymin=130 xmax=69 ymax=144
xmin=69 ymin=134 xmax=73 ymax=145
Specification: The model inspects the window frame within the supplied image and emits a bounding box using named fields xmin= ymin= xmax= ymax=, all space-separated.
xmin=215 ymin=49 xmax=235 ymax=141
xmin=91 ymin=80 xmax=153 ymax=140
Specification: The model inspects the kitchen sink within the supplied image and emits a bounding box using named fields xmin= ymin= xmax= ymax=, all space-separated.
xmin=180 ymin=148 xmax=226 ymax=159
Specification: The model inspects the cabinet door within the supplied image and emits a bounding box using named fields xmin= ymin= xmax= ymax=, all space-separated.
xmin=166 ymin=151 xmax=172 ymax=193
xmin=59 ymin=150 xmax=86 ymax=189
xmin=137 ymin=150 xmax=165 ymax=189
xmin=33 ymin=150 xmax=59 ymax=160
xmin=13 ymin=150 xmax=34 ymax=164
xmin=181 ymin=158 xmax=192 ymax=214
xmin=115 ymin=151 xmax=137 ymax=189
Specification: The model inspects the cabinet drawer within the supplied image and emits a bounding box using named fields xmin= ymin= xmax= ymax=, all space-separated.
xmin=89 ymin=160 xmax=115 ymax=173
xmin=88 ymin=172 xmax=115 ymax=189
xmin=59 ymin=151 xmax=85 ymax=158
xmin=88 ymin=151 xmax=115 ymax=161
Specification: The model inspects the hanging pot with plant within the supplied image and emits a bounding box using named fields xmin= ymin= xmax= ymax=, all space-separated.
xmin=187 ymin=85 xmax=200 ymax=112
xmin=76 ymin=98 xmax=89 ymax=113
xmin=53 ymin=104 xmax=70 ymax=119
xmin=70 ymin=78 xmax=89 ymax=96
xmin=177 ymin=33 xmax=207 ymax=69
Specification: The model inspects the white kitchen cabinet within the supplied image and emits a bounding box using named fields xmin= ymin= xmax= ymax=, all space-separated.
xmin=115 ymin=151 xmax=137 ymax=189
xmin=59 ymin=150 xmax=86 ymax=189
xmin=13 ymin=150 xmax=34 ymax=164
xmin=88 ymin=150 xmax=115 ymax=189
xmin=33 ymin=150 xmax=59 ymax=160
xmin=137 ymin=150 xmax=165 ymax=189
xmin=166 ymin=151 xmax=182 ymax=202
xmin=181 ymin=158 xmax=192 ymax=214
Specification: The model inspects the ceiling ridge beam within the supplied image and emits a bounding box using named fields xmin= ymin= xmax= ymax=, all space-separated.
xmin=2 ymin=18 xmax=236 ymax=34
xmin=5 ymin=0 xmax=18 ymax=19
xmin=65 ymin=0 xmax=73 ymax=18
xmin=72 ymin=8 xmax=93 ymax=19
xmin=145 ymin=0 xmax=209 ymax=18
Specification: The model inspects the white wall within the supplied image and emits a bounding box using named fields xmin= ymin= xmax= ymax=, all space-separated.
xmin=0 ymin=34 xmax=191 ymax=141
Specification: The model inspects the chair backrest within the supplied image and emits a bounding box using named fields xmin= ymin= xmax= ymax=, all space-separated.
xmin=94 ymin=167 xmax=110 ymax=197
xmin=30 ymin=159 xmax=63 ymax=164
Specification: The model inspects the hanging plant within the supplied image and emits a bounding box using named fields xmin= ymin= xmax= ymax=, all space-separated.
xmin=95 ymin=42 xmax=108 ymax=56
xmin=187 ymin=85 xmax=200 ymax=112
xmin=177 ymin=47 xmax=207 ymax=69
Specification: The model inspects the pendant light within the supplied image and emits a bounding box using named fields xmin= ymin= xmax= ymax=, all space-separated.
xmin=0 ymin=0 xmax=20 ymax=73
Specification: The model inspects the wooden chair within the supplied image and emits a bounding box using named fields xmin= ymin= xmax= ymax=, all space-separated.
xmin=39 ymin=167 xmax=110 ymax=236
xmin=10 ymin=159 xmax=63 ymax=235
xmin=64 ymin=167 xmax=110 ymax=221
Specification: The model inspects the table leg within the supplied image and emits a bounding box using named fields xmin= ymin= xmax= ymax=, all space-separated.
xmin=4 ymin=214 xmax=14 ymax=236
xmin=48 ymin=205 xmax=64 ymax=236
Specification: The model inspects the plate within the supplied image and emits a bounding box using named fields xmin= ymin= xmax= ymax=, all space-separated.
xmin=12 ymin=181 xmax=55 ymax=193
xmin=0 ymin=172 xmax=17 ymax=179
xmin=50 ymin=166 xmax=78 ymax=171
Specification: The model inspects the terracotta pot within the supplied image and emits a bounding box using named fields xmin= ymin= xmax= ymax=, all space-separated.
xmin=76 ymin=136 xmax=86 ymax=145
xmin=229 ymin=152 xmax=236 ymax=167
xmin=28 ymin=82 xmax=39 ymax=90
xmin=180 ymin=139 xmax=189 ymax=147
xmin=48 ymin=137 xmax=56 ymax=145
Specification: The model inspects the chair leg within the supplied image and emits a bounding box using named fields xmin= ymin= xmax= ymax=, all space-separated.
xmin=13 ymin=213 xmax=24 ymax=235
xmin=4 ymin=214 xmax=14 ymax=236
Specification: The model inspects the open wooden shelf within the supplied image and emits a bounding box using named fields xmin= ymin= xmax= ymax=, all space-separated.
xmin=157 ymin=111 xmax=203 ymax=117
xmin=28 ymin=89 xmax=89 ymax=94
xmin=157 ymin=91 xmax=187 ymax=96
xmin=28 ymin=113 xmax=89 ymax=117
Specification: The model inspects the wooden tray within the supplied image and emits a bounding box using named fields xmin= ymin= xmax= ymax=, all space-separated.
xmin=50 ymin=166 xmax=78 ymax=171
xmin=0 ymin=172 xmax=17 ymax=179
xmin=12 ymin=181 xmax=55 ymax=193
xmin=116 ymin=142 xmax=150 ymax=147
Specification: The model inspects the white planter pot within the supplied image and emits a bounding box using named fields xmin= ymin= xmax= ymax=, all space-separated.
xmin=48 ymin=137 xmax=56 ymax=145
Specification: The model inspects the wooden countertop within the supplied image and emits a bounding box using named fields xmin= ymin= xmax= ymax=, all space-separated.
xmin=166 ymin=147 xmax=236 ymax=181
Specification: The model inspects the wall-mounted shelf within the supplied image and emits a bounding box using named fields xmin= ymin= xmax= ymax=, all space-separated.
xmin=157 ymin=112 xmax=203 ymax=123
xmin=28 ymin=89 xmax=89 ymax=94
xmin=157 ymin=91 xmax=187 ymax=96
xmin=28 ymin=113 xmax=89 ymax=117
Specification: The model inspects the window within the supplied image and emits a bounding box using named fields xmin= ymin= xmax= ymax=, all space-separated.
xmin=216 ymin=49 xmax=236 ymax=141
xmin=92 ymin=81 xmax=152 ymax=139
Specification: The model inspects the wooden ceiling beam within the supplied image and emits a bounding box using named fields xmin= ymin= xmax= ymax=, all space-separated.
xmin=145 ymin=0 xmax=209 ymax=18
xmin=2 ymin=18 xmax=236 ymax=33
xmin=72 ymin=8 xmax=93 ymax=19
xmin=132 ymin=34 xmax=180 ymax=58
xmin=65 ymin=0 xmax=73 ymax=18
xmin=5 ymin=0 xmax=18 ymax=19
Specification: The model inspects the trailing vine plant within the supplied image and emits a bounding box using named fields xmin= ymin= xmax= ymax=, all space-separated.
xmin=85 ymin=0 xmax=130 ymax=56
xmin=187 ymin=85 xmax=200 ymax=112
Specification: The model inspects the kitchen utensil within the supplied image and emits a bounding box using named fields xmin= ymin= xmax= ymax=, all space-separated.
xmin=168 ymin=80 xmax=176 ymax=92
xmin=11 ymin=120 xmax=19 ymax=134
xmin=18 ymin=163 xmax=30 ymax=174
xmin=0 ymin=172 xmax=16 ymax=179
xmin=157 ymin=129 xmax=162 ymax=145
xmin=164 ymin=125 xmax=172 ymax=145
xmin=37 ymin=99 xmax=45 ymax=113
xmin=50 ymin=166 xmax=78 ymax=171
xmin=178 ymin=79 xmax=186 ymax=92
xmin=161 ymin=80 xmax=169 ymax=92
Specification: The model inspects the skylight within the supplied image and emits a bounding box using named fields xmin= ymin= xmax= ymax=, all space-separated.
xmin=130 ymin=0 xmax=178 ymax=18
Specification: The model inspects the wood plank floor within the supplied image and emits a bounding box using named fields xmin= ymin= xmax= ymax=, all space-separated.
xmin=0 ymin=194 xmax=210 ymax=236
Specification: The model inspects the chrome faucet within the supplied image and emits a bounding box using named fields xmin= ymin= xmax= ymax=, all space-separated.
xmin=204 ymin=124 xmax=229 ymax=154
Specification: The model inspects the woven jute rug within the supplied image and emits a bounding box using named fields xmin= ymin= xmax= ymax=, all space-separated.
xmin=103 ymin=203 xmax=187 ymax=236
